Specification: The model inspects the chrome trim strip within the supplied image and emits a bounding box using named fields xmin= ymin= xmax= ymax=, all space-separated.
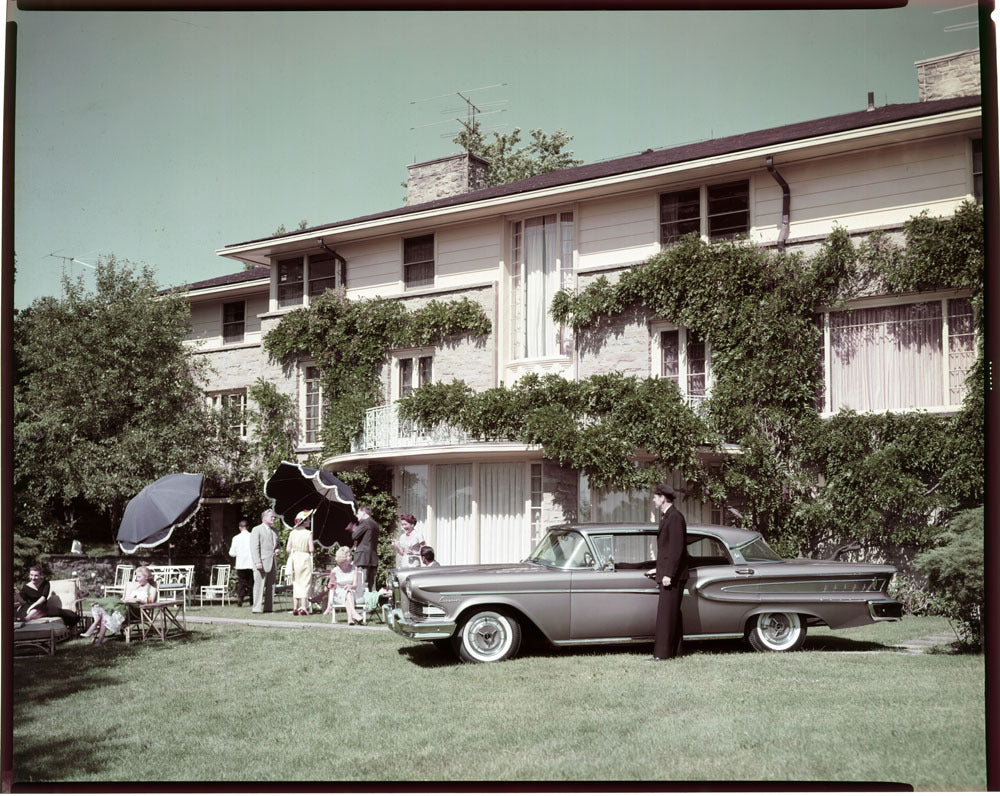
xmin=721 ymin=577 xmax=887 ymax=594
xmin=552 ymin=631 xmax=745 ymax=646
xmin=438 ymin=588 xmax=572 ymax=597
xmin=868 ymin=599 xmax=903 ymax=621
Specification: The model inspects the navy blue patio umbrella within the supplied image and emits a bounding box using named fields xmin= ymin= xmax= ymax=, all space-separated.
xmin=264 ymin=462 xmax=357 ymax=549
xmin=117 ymin=473 xmax=204 ymax=554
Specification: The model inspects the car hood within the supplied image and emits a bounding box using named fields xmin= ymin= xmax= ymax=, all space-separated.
xmin=400 ymin=562 xmax=543 ymax=579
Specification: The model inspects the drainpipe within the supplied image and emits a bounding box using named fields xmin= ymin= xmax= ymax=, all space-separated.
xmin=765 ymin=155 xmax=790 ymax=252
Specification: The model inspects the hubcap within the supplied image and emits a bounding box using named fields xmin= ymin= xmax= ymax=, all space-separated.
xmin=467 ymin=615 xmax=507 ymax=658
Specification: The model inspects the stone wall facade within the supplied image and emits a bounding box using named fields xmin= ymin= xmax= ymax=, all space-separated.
xmin=407 ymin=153 xmax=490 ymax=205
xmin=916 ymin=49 xmax=981 ymax=102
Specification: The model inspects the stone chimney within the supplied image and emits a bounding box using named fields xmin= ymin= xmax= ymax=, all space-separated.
xmin=406 ymin=152 xmax=490 ymax=206
xmin=916 ymin=49 xmax=981 ymax=102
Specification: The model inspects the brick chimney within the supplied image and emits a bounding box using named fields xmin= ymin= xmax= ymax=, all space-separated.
xmin=916 ymin=49 xmax=981 ymax=102
xmin=406 ymin=152 xmax=490 ymax=206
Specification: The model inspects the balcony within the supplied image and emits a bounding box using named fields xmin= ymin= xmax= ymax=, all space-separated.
xmin=353 ymin=403 xmax=485 ymax=452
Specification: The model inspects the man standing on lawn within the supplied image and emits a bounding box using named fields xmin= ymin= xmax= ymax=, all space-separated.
xmin=250 ymin=508 xmax=281 ymax=614
xmin=352 ymin=506 xmax=380 ymax=596
xmin=646 ymin=483 xmax=689 ymax=660
xmin=228 ymin=519 xmax=254 ymax=607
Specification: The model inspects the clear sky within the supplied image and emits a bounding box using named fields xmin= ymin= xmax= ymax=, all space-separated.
xmin=6 ymin=3 xmax=984 ymax=308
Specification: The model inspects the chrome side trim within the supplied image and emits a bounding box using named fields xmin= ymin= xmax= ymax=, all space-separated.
xmin=551 ymin=631 xmax=745 ymax=646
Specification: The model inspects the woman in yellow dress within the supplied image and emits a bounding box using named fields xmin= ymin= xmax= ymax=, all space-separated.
xmin=286 ymin=509 xmax=315 ymax=616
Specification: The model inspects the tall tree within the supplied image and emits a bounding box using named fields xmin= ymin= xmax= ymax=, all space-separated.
xmin=14 ymin=256 xmax=226 ymax=549
xmin=454 ymin=121 xmax=583 ymax=186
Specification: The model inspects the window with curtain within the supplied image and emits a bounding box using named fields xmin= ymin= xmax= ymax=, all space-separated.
xmin=823 ymin=297 xmax=974 ymax=413
xmin=398 ymin=465 xmax=429 ymax=530
xmin=222 ymin=301 xmax=245 ymax=344
xmin=479 ymin=462 xmax=527 ymax=564
xmin=434 ymin=464 xmax=473 ymax=565
xmin=404 ymin=234 xmax=435 ymax=289
xmin=277 ymin=257 xmax=304 ymax=307
xmin=510 ymin=213 xmax=574 ymax=360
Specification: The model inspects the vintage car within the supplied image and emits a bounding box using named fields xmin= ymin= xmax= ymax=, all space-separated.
xmin=387 ymin=523 xmax=903 ymax=663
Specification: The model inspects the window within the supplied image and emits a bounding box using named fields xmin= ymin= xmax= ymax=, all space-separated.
xmin=654 ymin=324 xmax=711 ymax=406
xmin=209 ymin=390 xmax=247 ymax=437
xmin=303 ymin=365 xmax=323 ymax=445
xmin=276 ymin=251 xmax=347 ymax=308
xmin=308 ymin=251 xmax=347 ymax=297
xmin=660 ymin=188 xmax=700 ymax=244
xmin=973 ymin=138 xmax=983 ymax=204
xmin=818 ymin=296 xmax=975 ymax=414
xmin=510 ymin=212 xmax=574 ymax=359
xmin=396 ymin=352 xmax=433 ymax=399
xmin=222 ymin=301 xmax=245 ymax=344
xmin=660 ymin=180 xmax=749 ymax=245
xmin=529 ymin=463 xmax=543 ymax=549
xmin=277 ymin=257 xmax=304 ymax=307
xmin=404 ymin=234 xmax=435 ymax=289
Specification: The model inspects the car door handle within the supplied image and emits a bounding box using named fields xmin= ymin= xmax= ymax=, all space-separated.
xmin=735 ymin=568 xmax=754 ymax=575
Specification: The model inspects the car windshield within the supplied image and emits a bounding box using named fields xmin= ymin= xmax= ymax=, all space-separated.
xmin=736 ymin=537 xmax=783 ymax=562
xmin=527 ymin=530 xmax=594 ymax=569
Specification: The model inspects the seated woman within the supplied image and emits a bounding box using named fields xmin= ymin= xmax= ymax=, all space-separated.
xmin=318 ymin=546 xmax=365 ymax=625
xmin=15 ymin=564 xmax=81 ymax=628
xmin=82 ymin=565 xmax=158 ymax=645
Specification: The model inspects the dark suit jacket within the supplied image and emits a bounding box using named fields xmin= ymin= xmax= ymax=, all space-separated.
xmin=352 ymin=517 xmax=380 ymax=567
xmin=655 ymin=504 xmax=689 ymax=583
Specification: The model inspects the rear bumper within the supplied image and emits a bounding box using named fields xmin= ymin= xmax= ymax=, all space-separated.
xmin=387 ymin=607 xmax=456 ymax=641
xmin=868 ymin=599 xmax=903 ymax=621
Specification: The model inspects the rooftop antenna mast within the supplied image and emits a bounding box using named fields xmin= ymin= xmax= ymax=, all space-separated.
xmin=409 ymin=83 xmax=509 ymax=152
xmin=48 ymin=251 xmax=97 ymax=298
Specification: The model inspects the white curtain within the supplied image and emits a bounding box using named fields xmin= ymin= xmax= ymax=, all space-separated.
xmin=434 ymin=464 xmax=473 ymax=566
xmin=398 ymin=465 xmax=428 ymax=527
xmin=593 ymin=485 xmax=651 ymax=523
xmin=829 ymin=303 xmax=943 ymax=412
xmin=523 ymin=216 xmax=558 ymax=358
xmin=479 ymin=463 xmax=527 ymax=564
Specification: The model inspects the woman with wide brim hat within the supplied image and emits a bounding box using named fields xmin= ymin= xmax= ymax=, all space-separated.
xmin=285 ymin=509 xmax=316 ymax=616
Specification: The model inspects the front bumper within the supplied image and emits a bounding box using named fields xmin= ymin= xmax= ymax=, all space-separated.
xmin=387 ymin=607 xmax=457 ymax=641
xmin=868 ymin=599 xmax=903 ymax=621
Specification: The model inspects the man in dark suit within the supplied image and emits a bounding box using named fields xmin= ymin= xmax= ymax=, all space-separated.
xmin=352 ymin=506 xmax=380 ymax=595
xmin=646 ymin=483 xmax=689 ymax=660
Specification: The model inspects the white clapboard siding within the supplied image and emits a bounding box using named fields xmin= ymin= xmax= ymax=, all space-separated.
xmin=436 ymin=220 xmax=503 ymax=281
xmin=577 ymin=192 xmax=659 ymax=270
xmin=338 ymin=237 xmax=400 ymax=293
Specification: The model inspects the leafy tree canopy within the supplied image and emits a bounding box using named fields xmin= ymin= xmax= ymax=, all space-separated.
xmin=453 ymin=120 xmax=583 ymax=186
xmin=14 ymin=257 xmax=226 ymax=547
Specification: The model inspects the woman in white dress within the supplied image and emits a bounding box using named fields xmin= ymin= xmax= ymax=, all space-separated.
xmin=320 ymin=546 xmax=364 ymax=625
xmin=391 ymin=513 xmax=425 ymax=569
xmin=285 ymin=509 xmax=315 ymax=616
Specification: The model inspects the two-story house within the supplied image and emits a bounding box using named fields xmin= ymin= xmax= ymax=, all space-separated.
xmin=180 ymin=50 xmax=983 ymax=564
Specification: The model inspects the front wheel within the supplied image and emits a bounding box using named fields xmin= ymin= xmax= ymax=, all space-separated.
xmin=453 ymin=609 xmax=522 ymax=663
xmin=747 ymin=612 xmax=806 ymax=652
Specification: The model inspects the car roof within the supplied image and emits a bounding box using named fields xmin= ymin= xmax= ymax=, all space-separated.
xmin=547 ymin=522 xmax=761 ymax=548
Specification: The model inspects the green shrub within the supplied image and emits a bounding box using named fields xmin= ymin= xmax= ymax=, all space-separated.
xmin=913 ymin=507 xmax=984 ymax=650
xmin=888 ymin=572 xmax=934 ymax=616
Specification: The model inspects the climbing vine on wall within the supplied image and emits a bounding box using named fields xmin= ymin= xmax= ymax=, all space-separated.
xmin=405 ymin=202 xmax=985 ymax=556
xmin=263 ymin=289 xmax=491 ymax=455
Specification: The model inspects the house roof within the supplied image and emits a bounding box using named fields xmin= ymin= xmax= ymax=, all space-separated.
xmin=224 ymin=93 xmax=982 ymax=251
xmin=171 ymin=266 xmax=269 ymax=294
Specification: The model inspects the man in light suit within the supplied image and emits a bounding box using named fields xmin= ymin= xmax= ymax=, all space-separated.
xmin=646 ymin=483 xmax=689 ymax=660
xmin=250 ymin=508 xmax=281 ymax=614
xmin=352 ymin=506 xmax=380 ymax=596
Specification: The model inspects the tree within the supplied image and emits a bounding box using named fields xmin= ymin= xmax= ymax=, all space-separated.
xmin=14 ymin=256 xmax=228 ymax=550
xmin=453 ymin=121 xmax=583 ymax=186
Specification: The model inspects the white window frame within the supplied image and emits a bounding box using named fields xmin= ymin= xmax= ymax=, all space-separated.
xmin=659 ymin=178 xmax=751 ymax=246
xmin=272 ymin=251 xmax=347 ymax=311
xmin=208 ymin=389 xmax=248 ymax=438
xmin=508 ymin=208 xmax=576 ymax=363
xmin=299 ymin=361 xmax=324 ymax=447
xmin=403 ymin=234 xmax=435 ymax=290
xmin=816 ymin=290 xmax=976 ymax=417
xmin=391 ymin=348 xmax=435 ymax=401
xmin=971 ymin=138 xmax=983 ymax=204
xmin=650 ymin=321 xmax=712 ymax=409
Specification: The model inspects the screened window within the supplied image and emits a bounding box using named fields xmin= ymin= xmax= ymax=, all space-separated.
xmin=222 ymin=301 xmax=245 ymax=344
xmin=707 ymin=180 xmax=750 ymax=239
xmin=277 ymin=257 xmax=304 ymax=308
xmin=660 ymin=188 xmax=700 ymax=244
xmin=308 ymin=251 xmax=347 ymax=297
xmin=404 ymin=234 xmax=435 ymax=289
xmin=820 ymin=297 xmax=975 ymax=413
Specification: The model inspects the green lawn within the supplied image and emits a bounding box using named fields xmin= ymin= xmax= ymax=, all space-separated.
xmin=11 ymin=614 xmax=985 ymax=788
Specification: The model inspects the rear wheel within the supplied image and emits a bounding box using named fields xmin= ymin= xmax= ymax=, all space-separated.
xmin=747 ymin=612 xmax=806 ymax=652
xmin=453 ymin=609 xmax=522 ymax=663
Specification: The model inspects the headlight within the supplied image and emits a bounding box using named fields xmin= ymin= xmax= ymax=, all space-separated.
xmin=404 ymin=579 xmax=413 ymax=599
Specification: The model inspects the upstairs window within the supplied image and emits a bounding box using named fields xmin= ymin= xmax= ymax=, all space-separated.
xmin=277 ymin=257 xmax=304 ymax=308
xmin=308 ymin=251 xmax=347 ymax=298
xmin=398 ymin=354 xmax=433 ymax=399
xmin=302 ymin=364 xmax=323 ymax=445
xmin=655 ymin=325 xmax=711 ymax=406
xmin=660 ymin=179 xmax=750 ymax=245
xmin=973 ymin=138 xmax=983 ymax=204
xmin=818 ymin=296 xmax=975 ymax=414
xmin=404 ymin=234 xmax=435 ymax=289
xmin=209 ymin=390 xmax=247 ymax=438
xmin=222 ymin=301 xmax=245 ymax=344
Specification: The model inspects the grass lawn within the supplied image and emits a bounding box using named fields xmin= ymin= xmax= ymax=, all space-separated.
xmin=11 ymin=613 xmax=985 ymax=789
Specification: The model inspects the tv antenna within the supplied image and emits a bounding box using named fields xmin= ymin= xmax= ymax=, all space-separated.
xmin=48 ymin=250 xmax=97 ymax=297
xmin=410 ymin=83 xmax=510 ymax=147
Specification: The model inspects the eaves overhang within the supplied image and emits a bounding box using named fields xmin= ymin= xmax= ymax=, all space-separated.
xmin=323 ymin=442 xmax=541 ymax=471
xmin=217 ymin=103 xmax=982 ymax=269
